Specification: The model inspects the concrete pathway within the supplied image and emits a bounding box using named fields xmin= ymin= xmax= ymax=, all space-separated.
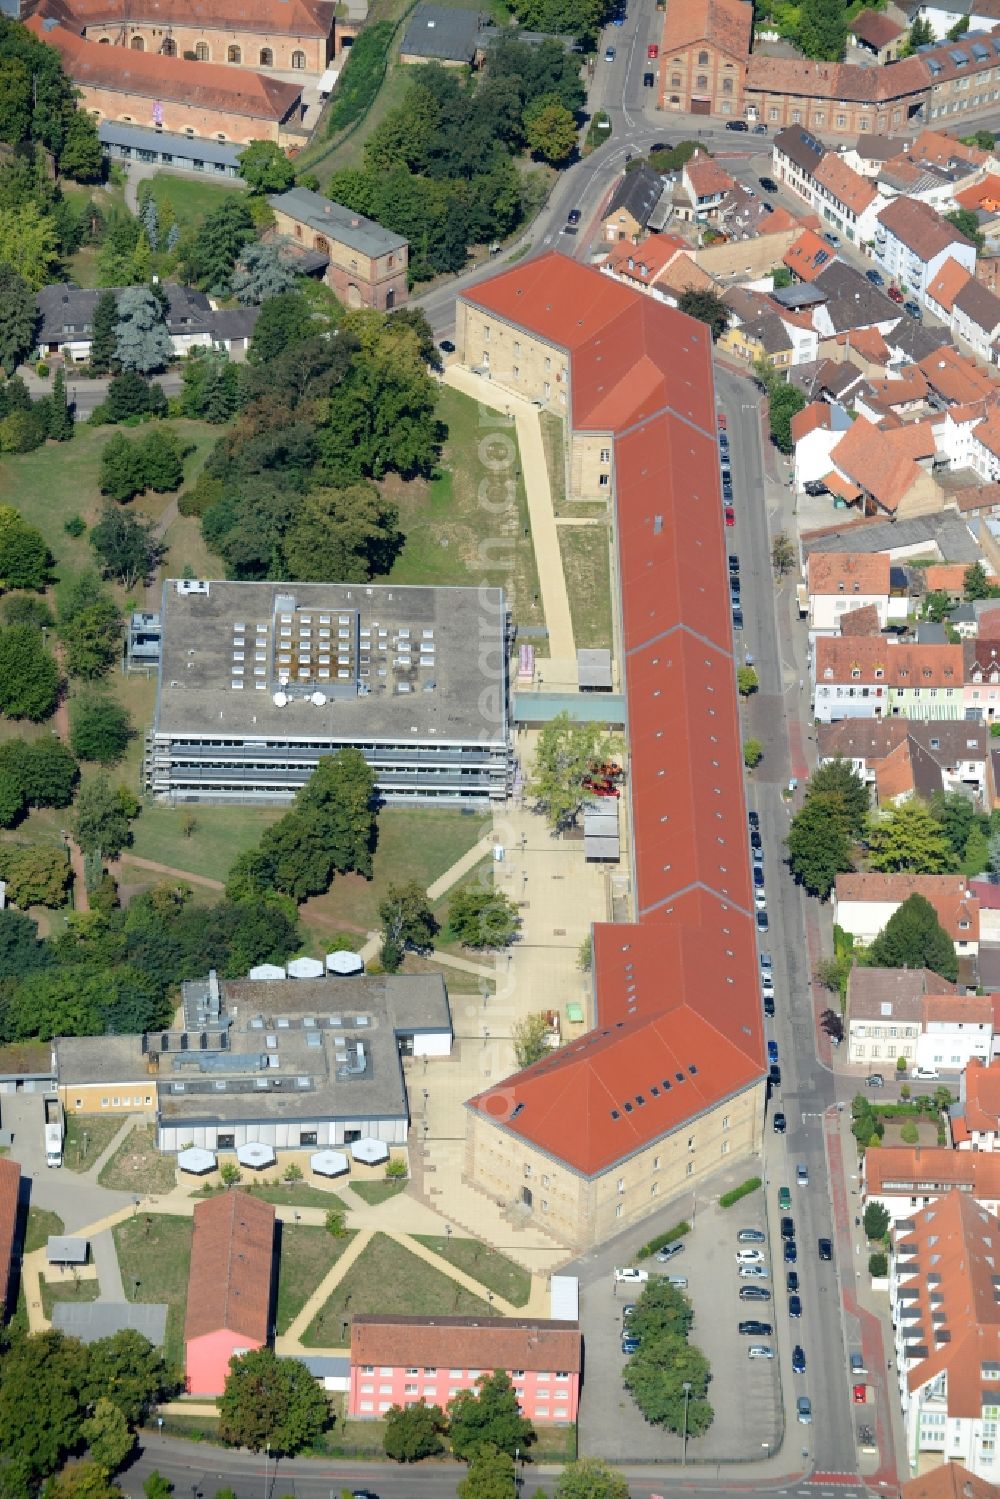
xmin=91 ymin=1227 xmax=127 ymax=1301
xmin=425 ymin=950 xmax=496 ymax=979
xmin=441 ymin=368 xmax=576 ymax=677
xmin=278 ymin=1227 xmax=373 ymax=1349
xmin=82 ymin=1114 xmax=139 ymax=1182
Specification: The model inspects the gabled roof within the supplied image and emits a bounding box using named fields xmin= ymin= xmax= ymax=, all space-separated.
xmin=0 ymin=1160 xmax=19 ymax=1316
xmin=783 ymin=227 xmax=835 ymax=282
xmin=817 ymin=636 xmax=964 ymax=689
xmin=791 ymin=400 xmax=833 ymax=443
xmin=957 ymin=174 xmax=1000 ymax=214
xmin=840 ymin=602 xmax=882 ymax=635
xmin=269 ymin=188 xmax=407 ymax=257
xmin=877 ymin=195 xmax=973 ymax=262
xmin=847 ymin=965 xmax=959 ymax=1023
xmin=867 ymin=1150 xmax=1000 ymax=1200
xmin=660 ymin=0 xmax=752 ymax=62
xmin=807 ymin=550 xmax=889 ymax=595
xmin=834 ymin=871 xmax=979 ymax=941
xmin=818 ymin=717 xmax=989 ymax=766
xmin=838 ymin=324 xmax=891 ymax=366
xmin=963 ymin=1057 xmax=1000 ymax=1134
xmin=38 ymin=0 xmax=334 ymax=35
xmin=351 ymin=1315 xmax=582 ymax=1374
xmin=919 ymin=345 xmax=1000 ymax=405
xmin=684 ymin=151 xmax=735 ymax=201
xmin=746 ymin=53 xmax=930 ymax=104
xmin=25 ymin=15 xmax=301 ymax=118
xmin=902 ymin=1462 xmax=998 ymax=1499
xmin=812 ymin=152 xmax=877 ymax=216
xmin=772 ymin=124 xmax=825 ymax=176
xmin=850 ymin=7 xmax=903 ymax=46
xmin=184 ymin=1191 xmax=274 ymax=1344
xmin=911 ymin=128 xmax=991 ymax=171
xmin=604 ymin=234 xmax=686 ymax=285
xmin=927 ymin=257 xmax=973 ymax=314
xmin=955 ymin=276 xmax=1000 ymax=336
xmin=829 ymin=417 xmax=930 ymax=513
xmin=604 ymin=164 xmax=665 ymax=229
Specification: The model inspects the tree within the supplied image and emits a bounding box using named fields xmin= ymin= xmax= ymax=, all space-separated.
xmin=183 ymin=198 xmax=255 ymax=294
xmin=808 ymin=758 xmax=870 ymax=835
xmin=771 ymin=531 xmax=794 ymax=577
xmin=320 ymin=331 xmax=442 ymax=482
xmin=249 ymin=290 xmax=315 ymax=364
xmin=0 ymin=907 xmax=50 ymax=979
xmin=737 ymin=666 xmax=758 ymax=696
xmin=218 ymin=1347 xmax=329 ymax=1455
xmin=924 ymin=589 xmax=951 ymax=624
xmin=73 ymin=776 xmax=139 ymax=859
xmin=80 ymin=1398 xmax=133 ymax=1474
xmin=819 ymin=1008 xmax=844 ymax=1044
xmin=84 ymin=1330 xmax=176 ymax=1427
xmin=0 ymin=506 xmax=50 ymax=591
xmin=530 ymin=712 xmax=619 ymax=829
xmin=237 ymin=140 xmax=296 ymax=194
xmin=324 ymin=1207 xmax=347 ymax=1237
xmin=946 ymin=208 xmax=983 ymax=252
xmin=89 ymin=290 xmax=118 ymax=376
xmin=629 ymin=1279 xmax=694 ymax=1345
xmin=928 ymin=790 xmax=978 ymax=861
xmin=140 ymin=427 xmax=185 ymax=492
xmin=0 ymin=844 xmax=69 ymax=907
xmin=965 ymin=560 xmax=993 ymax=600
xmin=869 ymin=1250 xmax=888 ymax=1278
xmin=743 ymin=738 xmax=763 ymax=769
xmin=59 ymin=109 xmax=103 ymax=181
xmin=868 ymin=892 xmax=958 ymax=981
xmin=623 ymin=1338 xmax=713 ymax=1435
xmin=59 ymin=576 xmax=123 ymax=681
xmin=90 ymin=507 xmax=162 ymax=588
xmin=448 ymin=886 xmax=521 ymax=950
xmin=143 ymin=1476 xmax=173 ymax=1499
xmin=0 ymin=1328 xmax=89 ymax=1485
xmin=281 ymin=484 xmax=402 ymax=583
xmin=0 ymin=624 xmax=61 ymax=719
xmin=47 ymin=366 xmax=74 ymax=441
xmin=769 ymin=383 xmax=806 ymax=453
xmin=70 ymin=691 xmax=132 ymax=764
xmin=0 ymin=737 xmax=78 ymax=809
xmin=798 ymin=0 xmax=846 ymax=58
xmin=866 ymin=799 xmax=958 ymax=874
xmin=378 ymin=882 xmax=437 ymax=958
xmin=555 ymin=1459 xmax=630 ymax=1499
xmin=46 ymin=1463 xmax=123 ymax=1499
xmin=383 ymin=1401 xmax=447 ymax=1462
xmin=114 ymin=288 xmax=172 ymax=376
xmin=771 ymin=266 xmax=793 ymax=290
xmin=677 ymin=286 xmax=728 ymax=341
xmin=901 ymin=14 xmax=933 ymax=53
xmin=99 ymin=433 xmax=147 ymax=504
xmin=863 ymin=1202 xmax=890 ymax=1241
xmin=786 ymin=791 xmax=854 ymax=899
xmin=457 ymin=1445 xmax=516 ymax=1499
xmin=0 ymin=201 xmax=59 ymax=289
xmin=448 ymin=1372 xmax=533 ymax=1461
xmin=0 ymin=260 xmax=37 ymax=376
xmin=231 ymin=241 xmax=298 ymax=307
xmin=512 ymin=1012 xmax=552 ymax=1069
xmin=523 ymin=96 xmax=577 ymax=163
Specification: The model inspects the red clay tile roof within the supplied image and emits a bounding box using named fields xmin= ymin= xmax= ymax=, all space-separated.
xmin=812 ymin=153 xmax=877 ymax=217
xmin=660 ymin=0 xmax=752 ymax=62
xmin=876 ymin=196 xmax=972 ymax=263
xmin=0 ymin=1159 xmax=20 ymax=1316
xmin=911 ymin=129 xmax=991 ymax=170
xmin=783 ymin=228 xmax=836 ymax=282
xmin=807 ymin=550 xmax=889 ymax=595
xmin=874 ymin=740 xmax=916 ymax=801
xmin=927 ymin=258 xmax=973 ymax=314
xmin=952 ymin=480 xmax=1000 ymax=513
xmin=41 ymin=0 xmax=333 ymax=35
xmin=25 ymin=15 xmax=302 ymax=118
xmin=791 ymin=401 xmax=832 ymax=443
xmin=924 ymin=563 xmax=970 ymax=593
xmin=867 ymin=1149 xmax=1000 ymax=1201
xmin=839 ymin=602 xmax=881 ymax=635
xmin=817 ymin=637 xmax=963 ymax=689
xmin=975 ymin=407 xmax=1000 ymax=461
xmin=655 ymin=252 xmax=716 ymax=298
xmin=829 ymin=417 xmax=928 ymax=513
xmin=903 ymin=1462 xmax=998 ymax=1499
xmin=894 ymin=1192 xmax=1000 ymax=1417
xmin=605 ymin=235 xmax=686 ymax=285
xmin=184 ymin=1191 xmax=274 ymax=1344
xmin=963 ymin=1058 xmax=1000 ymax=1135
xmin=919 ymin=346 xmax=1000 ymax=405
xmin=838 ymin=325 xmax=891 ymax=365
xmin=351 ymin=1316 xmax=582 ymax=1374
xmin=462 ymin=251 xmax=763 ymax=1178
xmin=684 ymin=151 xmax=736 ymax=200
xmin=850 ymin=7 xmax=903 ymax=47
xmin=861 ymin=367 xmax=930 ymax=410
xmin=956 ymin=174 xmax=1000 ymax=213
xmin=745 ymin=53 xmax=930 ymax=104
xmin=834 ymin=871 xmax=978 ymax=942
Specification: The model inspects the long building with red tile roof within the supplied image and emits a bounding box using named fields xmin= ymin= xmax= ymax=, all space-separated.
xmin=457 ymin=253 xmax=764 ymax=1248
xmin=866 ymin=1149 xmax=1000 ymax=1221
xmin=0 ymin=1159 xmax=20 ymax=1318
xmin=184 ymin=1191 xmax=274 ymax=1396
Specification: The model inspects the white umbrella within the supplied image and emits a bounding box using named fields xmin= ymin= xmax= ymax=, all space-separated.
xmin=351 ymin=1137 xmax=389 ymax=1165
xmin=177 ymin=1147 xmax=217 ymax=1175
xmin=237 ymin=1142 xmax=277 ymax=1169
xmin=310 ymin=1149 xmax=349 ymax=1178
xmin=327 ymin=950 xmax=364 ymax=976
xmin=288 ymin=956 xmax=325 ymax=979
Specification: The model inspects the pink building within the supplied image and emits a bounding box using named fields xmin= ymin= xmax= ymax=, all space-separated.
xmin=183 ymin=1190 xmax=275 ymax=1397
xmin=348 ymin=1315 xmax=582 ymax=1424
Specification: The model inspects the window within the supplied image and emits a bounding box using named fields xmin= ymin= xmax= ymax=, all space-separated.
xmin=600 ymin=448 xmax=611 ymax=462
xmin=697 ymin=49 xmax=709 ymax=63
xmin=671 ymin=73 xmax=681 ymax=87
xmin=615 ymin=1203 xmax=623 ymax=1217
xmin=513 ymin=366 xmax=519 ymax=379
xmin=721 ymin=1140 xmax=730 ymax=1155
xmin=723 ymin=77 xmax=732 ymax=93
xmin=599 ymin=474 xmax=610 ymax=487
xmin=406 ymin=1368 xmax=418 ymax=1375
xmin=259 ymin=46 xmax=273 ymax=65
xmin=484 ymin=326 xmax=491 ymax=342
xmin=617 ymin=1178 xmax=625 ymax=1193
xmin=161 ymin=36 xmax=176 ymax=54
xmin=653 ymin=1156 xmax=660 ymax=1169
xmin=686 ymin=1161 xmax=693 ymax=1176
xmin=228 ymin=44 xmax=241 ymax=61
xmin=195 ymin=40 xmax=209 ymax=58
xmin=696 ymin=74 xmax=708 ymax=88
xmin=130 ymin=34 xmax=144 ymax=48
xmin=292 ymin=49 xmax=306 ymax=68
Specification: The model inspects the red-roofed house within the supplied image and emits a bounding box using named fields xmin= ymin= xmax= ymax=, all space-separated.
xmin=602 ymin=235 xmax=688 ymax=301
xmin=865 ymin=1151 xmax=1000 ymax=1223
xmin=902 ymin=1463 xmax=998 ymax=1499
xmin=184 ymin=1191 xmax=274 ymax=1396
xmin=792 ymin=399 xmax=854 ymax=492
xmin=681 ymin=151 xmax=736 ymax=215
xmin=0 ymin=1159 xmax=20 ymax=1317
xmin=783 ymin=228 xmax=837 ymax=282
xmin=849 ymin=8 xmax=904 ymax=61
xmin=828 ymin=416 xmax=944 ymax=520
xmin=806 ymin=550 xmax=892 ymax=631
xmin=874 ymin=197 xmax=977 ymax=310
xmin=954 ymin=1057 xmax=1000 ymax=1150
xmin=846 ymin=963 xmax=988 ymax=1073
xmin=926 ymin=258 xmax=974 ymax=324
xmin=833 ymin=873 xmax=979 ymax=961
xmin=458 ymin=252 xmax=764 ymax=1248
xmin=890 ymin=1192 xmax=1000 ymax=1480
xmin=811 ymin=151 xmax=881 ymax=244
xmin=657 ymin=0 xmax=752 ymax=119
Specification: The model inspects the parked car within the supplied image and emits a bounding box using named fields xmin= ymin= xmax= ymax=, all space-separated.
xmin=604 ymin=45 xmax=616 ymax=59
xmin=797 ymin=1395 xmax=812 ymax=1424
xmin=749 ymin=811 xmax=760 ymax=830
xmin=738 ymin=1228 xmax=766 ymax=1243
xmin=643 ymin=71 xmax=655 ymax=86
xmin=748 ymin=1344 xmax=774 ymax=1359
xmin=732 ymin=606 xmax=743 ymax=628
xmin=888 ymin=286 xmax=904 ymax=304
xmin=797 ymin=1164 xmax=809 ymax=1187
xmin=773 ymin=1111 xmax=786 ymax=1134
xmin=567 ymin=209 xmax=581 ymax=224
xmin=562 ymin=224 xmax=578 ymax=235
xmin=736 ymin=1249 xmax=764 ymax=1264
xmin=739 ymin=1263 xmax=769 ymax=1279
xmin=439 ymin=339 xmax=456 ymax=354
xmin=753 ymin=846 xmax=764 ymax=865
xmin=750 ymin=828 xmax=762 ymax=849
xmin=756 ymin=909 xmax=769 ymax=931
xmin=780 ymin=1216 xmax=794 ymax=1240
xmin=725 ymin=506 xmax=735 ymax=527
xmin=778 ymin=1186 xmax=791 ymax=1210
xmin=726 ymin=119 xmax=749 ymax=131
xmin=786 ymin=1270 xmax=799 ymax=1293
xmin=622 ymin=1303 xmax=637 ymax=1323
xmin=789 ymin=1294 xmax=802 ymax=1318
xmin=763 ymin=994 xmax=775 ymax=1017
xmin=903 ymin=300 xmax=922 ymax=320
xmin=866 ymin=1073 xmax=885 ymax=1088
xmin=768 ymin=1063 xmax=781 ymax=1087
xmin=729 ymin=554 xmax=740 ymax=573
xmin=738 ymin=1320 xmax=773 ymax=1336
xmin=767 ymin=1040 xmax=779 ymax=1064
xmin=656 ymin=1241 xmax=684 ymax=1262
xmin=914 ymin=1066 xmax=939 ymax=1080
xmin=621 ymin=1334 xmax=640 ymax=1354
xmin=784 ymin=1239 xmax=798 ymax=1263
xmin=739 ymin=1284 xmax=771 ymax=1301
xmin=649 ymin=142 xmax=670 ymax=153
xmin=818 ymin=1238 xmax=833 ymax=1261
xmin=759 ymin=176 xmax=778 ymax=193
xmin=647 ymin=42 xmax=658 ymax=56
xmin=752 ymin=122 xmax=768 ymax=133
xmin=614 ymin=1266 xmax=648 ymax=1284
xmin=865 ymin=269 xmax=884 ymax=286
xmin=792 ymin=1344 xmax=806 ymax=1374
xmin=822 ymin=231 xmax=839 ymax=247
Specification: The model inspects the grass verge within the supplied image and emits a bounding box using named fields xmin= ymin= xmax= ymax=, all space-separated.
xmin=98 ymin=1124 xmax=178 ymax=1194
xmin=275 ymin=1223 xmax=348 ymax=1335
xmin=413 ymin=1235 xmax=530 ymax=1306
xmin=192 ymin=1181 xmax=347 ymax=1211
xmin=113 ymin=1213 xmax=192 ymax=1369
xmin=63 ymin=1115 xmax=126 ymax=1173
xmin=558 ymin=524 xmax=613 ymax=651
xmin=25 ymin=1207 xmax=64 ymax=1255
xmin=41 ymin=1275 xmax=100 ymax=1320
xmin=128 ymin=804 xmax=284 ymax=887
xmin=348 ymin=1180 xmax=406 ymax=1206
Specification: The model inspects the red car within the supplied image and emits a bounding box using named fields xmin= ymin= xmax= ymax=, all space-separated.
xmin=717 ymin=412 xmax=727 ymax=429
xmin=724 ymin=505 xmax=735 ymax=527
xmin=888 ymin=286 xmax=904 ymax=304
xmin=647 ymin=42 xmax=658 ymax=57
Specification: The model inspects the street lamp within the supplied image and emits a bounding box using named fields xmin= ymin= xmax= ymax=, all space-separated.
xmin=263 ymin=1441 xmax=270 ymax=1499
xmin=681 ymin=1380 xmax=693 ymax=1466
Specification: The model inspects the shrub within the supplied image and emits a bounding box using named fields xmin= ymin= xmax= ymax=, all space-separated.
xmin=636 ymin=1221 xmax=691 ymax=1260
xmin=36 ymin=362 xmax=49 ymax=378
xmin=385 ymin=1157 xmax=407 ymax=1181
xmin=324 ymin=21 xmax=393 ymax=136
xmin=720 ymin=1177 xmax=762 ymax=1208
xmin=64 ymin=515 xmax=86 ymax=538
xmin=900 ymin=1121 xmax=919 ymax=1145
xmin=868 ymin=1251 xmax=888 ymax=1278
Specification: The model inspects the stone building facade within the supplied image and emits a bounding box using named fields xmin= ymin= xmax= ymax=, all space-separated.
xmin=657 ymin=0 xmax=752 ymax=117
xmin=269 ymin=188 xmax=409 ymax=310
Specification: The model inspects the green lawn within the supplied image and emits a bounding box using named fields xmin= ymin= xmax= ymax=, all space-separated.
xmin=192 ymin=1181 xmax=347 ymax=1211
xmin=413 ymin=1235 xmax=530 ymax=1306
xmin=40 ymin=1275 xmax=100 ymax=1320
xmin=63 ymin=1115 xmax=125 ymax=1173
xmin=147 ymin=175 xmax=245 ymax=232
xmin=558 ymin=525 xmax=613 ymax=651
xmin=302 ymin=1231 xmax=491 ymax=1345
xmin=24 ymin=1208 xmax=64 ymax=1255
xmin=98 ymin=1125 xmax=178 ymax=1194
xmin=275 ymin=1224 xmax=353 ymax=1335
xmin=129 ymin=804 xmax=284 ymax=886
xmin=299 ymin=804 xmax=486 ymax=943
xmin=348 ymin=1180 xmax=406 ymax=1206
xmin=386 ymin=384 xmax=545 ymax=633
xmin=539 ymin=411 xmax=566 ymax=510
xmin=114 ymin=1213 xmax=192 ymax=1368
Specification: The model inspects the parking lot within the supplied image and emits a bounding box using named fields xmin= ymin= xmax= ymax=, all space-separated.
xmin=575 ymin=1183 xmax=784 ymax=1464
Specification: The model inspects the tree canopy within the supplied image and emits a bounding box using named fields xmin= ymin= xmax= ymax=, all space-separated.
xmin=868 ymin=892 xmax=959 ymax=981
xmin=530 ymin=712 xmax=620 ymax=829
xmin=448 ymin=886 xmax=521 ymax=949
xmin=447 ymin=1371 xmax=534 ymax=1461
xmin=865 ymin=799 xmax=958 ymax=874
xmin=383 ymin=1400 xmax=447 ymax=1462
xmin=218 ymin=1347 xmax=329 ymax=1455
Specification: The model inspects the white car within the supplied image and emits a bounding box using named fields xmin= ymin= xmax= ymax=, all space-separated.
xmin=736 ymin=1249 xmax=764 ymax=1264
xmin=739 ymin=1264 xmax=769 ymax=1279
xmin=748 ymin=1344 xmax=774 ymax=1360
xmin=614 ymin=1267 xmax=649 ymax=1285
xmin=913 ymin=1067 xmax=939 ymax=1081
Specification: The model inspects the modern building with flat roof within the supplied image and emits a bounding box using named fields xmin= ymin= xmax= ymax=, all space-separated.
xmin=144 ymin=578 xmax=510 ymax=806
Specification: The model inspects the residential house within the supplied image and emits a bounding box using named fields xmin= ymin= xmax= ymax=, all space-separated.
xmin=922 ymin=346 xmax=1000 ymax=409
xmin=772 ymin=124 xmax=827 ymax=201
xmin=888 ymin=317 xmax=955 ymax=367
xmin=268 ymin=188 xmax=408 ymax=311
xmin=833 ymin=872 xmax=980 ymax=961
xmin=952 ymin=1056 xmax=1000 ymax=1148
xmin=955 ymin=279 xmax=1000 ymax=364
xmin=816 ymin=719 xmax=989 ymax=801
xmin=849 ymin=7 xmax=905 ymax=60
xmin=681 ymin=151 xmax=735 ymax=219
xmin=348 ymin=1316 xmax=582 ymax=1422
xmin=846 ymin=965 xmax=989 ymax=1073
xmin=901 ymin=1462 xmax=999 ymax=1499
xmin=843 ymin=134 xmax=910 ymax=178
xmin=657 ymin=0 xmax=752 ymax=119
xmin=927 ymin=258 xmax=976 ymax=325
xmin=718 ymin=311 xmax=794 ymax=370
xmin=744 ymin=55 xmax=931 ymax=138
xmin=791 ymin=400 xmax=853 ymax=490
xmin=812 ymin=151 xmax=882 ymax=245
xmin=806 ymin=550 xmax=892 ymax=630
xmin=0 ymin=1159 xmax=19 ymax=1318
xmin=827 ymin=415 xmax=944 ymax=520
xmin=602 ymin=165 xmax=666 ymax=244
xmin=811 ymin=261 xmax=903 ymax=340
xmin=913 ymin=1 xmax=1000 ymax=39
xmin=889 ymin=1192 xmax=1000 ymax=1481
xmin=34 ymin=283 xmax=258 ymax=363
xmin=965 ymin=636 xmax=1000 ymax=720
xmin=184 ymin=1191 xmax=274 ymax=1397
xmin=783 ymin=226 xmax=838 ymax=282
xmin=865 ymin=1151 xmax=1000 ymax=1222
xmin=601 ymin=234 xmax=692 ymax=300
xmin=874 ymin=195 xmax=978 ymax=306
xmin=854 ymin=366 xmax=932 ymax=425
xmin=399 ymin=4 xmax=483 ymax=65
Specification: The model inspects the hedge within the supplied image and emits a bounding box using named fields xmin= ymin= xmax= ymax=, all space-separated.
xmin=324 ymin=22 xmax=394 ymax=138
xmin=719 ymin=1176 xmax=762 ymax=1208
xmin=636 ymin=1220 xmax=691 ymax=1260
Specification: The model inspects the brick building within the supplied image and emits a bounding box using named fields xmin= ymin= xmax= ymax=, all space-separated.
xmin=26 ymin=15 xmax=303 ymax=144
xmin=184 ymin=1191 xmax=274 ymax=1397
xmin=745 ymin=55 xmax=929 ymax=135
xmin=269 ymin=187 xmax=408 ymax=310
xmin=657 ymin=0 xmax=752 ymax=118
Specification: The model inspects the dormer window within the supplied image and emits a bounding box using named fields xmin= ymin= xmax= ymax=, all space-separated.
xmin=851 ymin=667 xmax=861 ymax=680
xmin=824 ymin=667 xmax=834 ymax=680
xmin=874 ymin=668 xmax=884 ymax=679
